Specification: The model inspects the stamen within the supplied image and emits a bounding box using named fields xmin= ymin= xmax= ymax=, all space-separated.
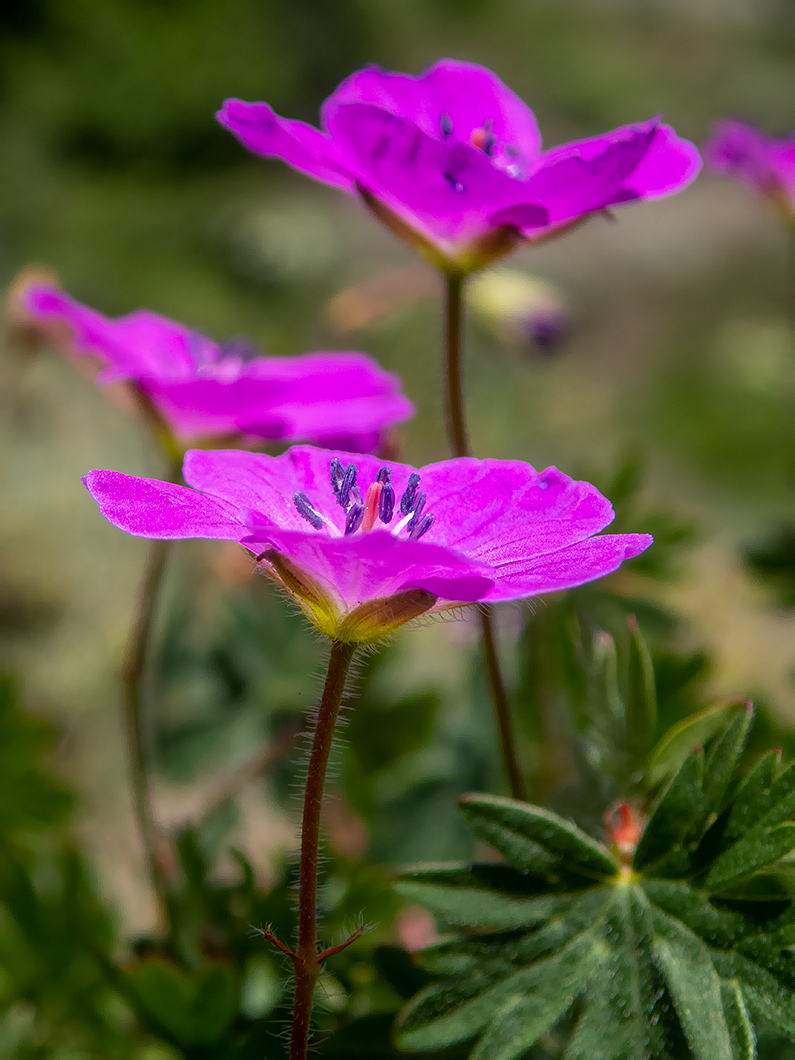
xmin=400 ymin=473 xmax=421 ymax=514
xmin=293 ymin=491 xmax=324 ymax=530
xmin=440 ymin=113 xmax=453 ymax=139
xmin=470 ymin=121 xmax=496 ymax=157
xmin=376 ymin=466 xmax=395 ymax=523
xmin=406 ymin=491 xmax=426 ymax=534
xmin=339 ymin=463 xmax=358 ymax=509
xmin=444 ymin=172 xmax=466 ymax=193
xmin=330 ymin=458 xmax=344 ymax=500
xmin=361 ymin=481 xmax=383 ymax=532
xmin=379 ymin=483 xmax=395 ymax=523
xmin=408 ymin=512 xmax=434 ymax=540
xmin=345 ymin=503 xmax=364 ymax=536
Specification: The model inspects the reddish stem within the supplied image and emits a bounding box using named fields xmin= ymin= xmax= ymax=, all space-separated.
xmin=290 ymin=639 xmax=356 ymax=1060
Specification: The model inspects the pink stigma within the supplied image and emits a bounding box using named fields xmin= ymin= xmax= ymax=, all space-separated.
xmin=361 ymin=481 xmax=383 ymax=531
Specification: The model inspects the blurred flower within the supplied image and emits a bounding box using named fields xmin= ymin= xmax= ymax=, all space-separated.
xmin=84 ymin=446 xmax=651 ymax=644
xmin=21 ymin=284 xmax=414 ymax=453
xmin=705 ymin=120 xmax=795 ymax=218
xmin=218 ymin=59 xmax=700 ymax=274
xmin=469 ymin=269 xmax=569 ymax=354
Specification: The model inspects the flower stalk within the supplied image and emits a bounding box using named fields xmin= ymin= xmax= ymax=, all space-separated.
xmin=442 ymin=270 xmax=526 ymax=802
xmin=121 ymin=535 xmax=172 ymax=919
xmin=290 ymin=638 xmax=357 ymax=1060
xmin=120 ymin=451 xmax=182 ymax=922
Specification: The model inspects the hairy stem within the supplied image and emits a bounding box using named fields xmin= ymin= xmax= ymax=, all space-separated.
xmin=442 ymin=271 xmax=526 ymax=802
xmin=443 ymin=271 xmax=470 ymax=457
xmin=121 ymin=535 xmax=172 ymax=918
xmin=290 ymin=639 xmax=356 ymax=1060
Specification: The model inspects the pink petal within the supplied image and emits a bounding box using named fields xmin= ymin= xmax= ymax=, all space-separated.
xmin=322 ymin=59 xmax=542 ymax=160
xmin=216 ymin=99 xmax=355 ymax=191
xmin=323 ymin=102 xmax=547 ymax=247
xmin=418 ymin=459 xmax=616 ymax=557
xmin=83 ymin=470 xmax=246 ymax=540
xmin=481 ymin=532 xmax=653 ymax=603
xmin=243 ymin=524 xmax=493 ymax=609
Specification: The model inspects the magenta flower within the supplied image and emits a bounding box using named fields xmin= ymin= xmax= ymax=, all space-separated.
xmin=84 ymin=446 xmax=652 ymax=643
xmin=705 ymin=119 xmax=795 ymax=217
xmin=23 ymin=285 xmax=414 ymax=452
xmin=217 ymin=59 xmax=700 ymax=273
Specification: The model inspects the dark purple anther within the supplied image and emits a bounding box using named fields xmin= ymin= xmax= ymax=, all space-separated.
xmin=444 ymin=172 xmax=466 ymax=193
xmin=481 ymin=120 xmax=496 ymax=158
xmin=330 ymin=457 xmax=344 ymax=500
xmin=400 ymin=472 xmax=421 ymax=514
xmin=345 ymin=503 xmax=364 ymax=536
xmin=408 ymin=512 xmax=434 ymax=540
xmin=440 ymin=113 xmax=453 ymax=139
xmin=406 ymin=491 xmax=426 ymax=534
xmin=379 ymin=483 xmax=395 ymax=523
xmin=339 ymin=462 xmax=358 ymax=509
xmin=294 ymin=491 xmax=324 ymax=530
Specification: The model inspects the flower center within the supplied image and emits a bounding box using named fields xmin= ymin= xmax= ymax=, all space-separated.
xmin=293 ymin=459 xmax=435 ymax=541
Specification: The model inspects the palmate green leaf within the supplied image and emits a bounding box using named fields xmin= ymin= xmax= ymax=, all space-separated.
xmin=458 ymin=794 xmax=616 ymax=879
xmin=647 ymin=700 xmax=750 ymax=788
xmin=720 ymin=980 xmax=757 ymax=1060
xmin=397 ymin=709 xmax=795 ymax=1059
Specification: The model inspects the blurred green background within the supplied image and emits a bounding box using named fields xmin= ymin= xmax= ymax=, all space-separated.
xmin=1 ymin=0 xmax=795 ymax=1046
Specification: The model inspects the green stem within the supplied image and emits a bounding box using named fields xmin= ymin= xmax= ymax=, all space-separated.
xmin=290 ymin=639 xmax=356 ymax=1060
xmin=442 ymin=271 xmax=526 ymax=802
xmin=121 ymin=536 xmax=172 ymax=918
xmin=120 ymin=453 xmax=182 ymax=921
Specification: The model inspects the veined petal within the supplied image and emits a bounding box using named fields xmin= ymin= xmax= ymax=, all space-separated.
xmin=243 ymin=525 xmax=494 ymax=610
xmin=216 ymin=98 xmax=355 ymax=191
xmin=324 ymin=102 xmax=547 ymax=247
xmin=322 ymin=59 xmax=542 ymax=160
xmin=83 ymin=470 xmax=246 ymax=540
xmin=480 ymin=532 xmax=653 ymax=603
xmin=417 ymin=459 xmax=616 ymax=557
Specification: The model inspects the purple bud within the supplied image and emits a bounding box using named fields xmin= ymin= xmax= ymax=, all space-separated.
xmin=524 ymin=309 xmax=569 ymax=354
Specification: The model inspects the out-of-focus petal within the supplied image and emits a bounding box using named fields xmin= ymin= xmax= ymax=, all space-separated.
xmin=323 ymin=59 xmax=542 ymax=160
xmin=324 ymin=102 xmax=547 ymax=248
xmin=216 ymin=99 xmax=355 ymax=191
xmin=497 ymin=120 xmax=662 ymax=229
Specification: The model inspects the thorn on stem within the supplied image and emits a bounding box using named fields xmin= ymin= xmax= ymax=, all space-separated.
xmin=317 ymin=923 xmax=369 ymax=962
xmin=254 ymin=924 xmax=296 ymax=960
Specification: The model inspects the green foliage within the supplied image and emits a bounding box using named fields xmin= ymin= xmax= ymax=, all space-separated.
xmin=745 ymin=523 xmax=795 ymax=608
xmin=0 ymin=674 xmax=72 ymax=847
xmin=395 ymin=710 xmax=795 ymax=1059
